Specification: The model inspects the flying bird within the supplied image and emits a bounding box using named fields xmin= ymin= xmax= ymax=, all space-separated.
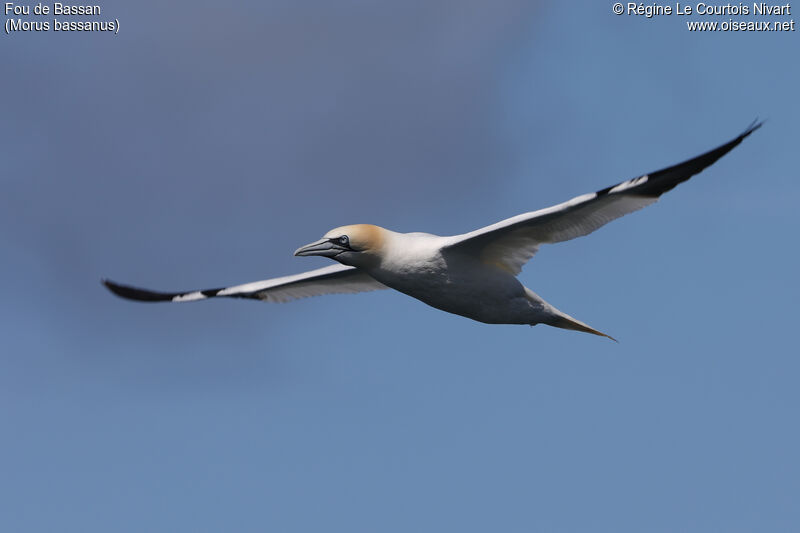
xmin=104 ymin=122 xmax=762 ymax=340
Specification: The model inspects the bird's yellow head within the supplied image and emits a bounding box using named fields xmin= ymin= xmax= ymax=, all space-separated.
xmin=294 ymin=224 xmax=386 ymax=267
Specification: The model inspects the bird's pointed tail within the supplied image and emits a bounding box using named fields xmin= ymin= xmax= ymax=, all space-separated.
xmin=547 ymin=313 xmax=618 ymax=342
xmin=524 ymin=287 xmax=617 ymax=342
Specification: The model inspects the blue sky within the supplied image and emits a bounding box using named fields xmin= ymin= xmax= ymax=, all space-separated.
xmin=1 ymin=1 xmax=798 ymax=531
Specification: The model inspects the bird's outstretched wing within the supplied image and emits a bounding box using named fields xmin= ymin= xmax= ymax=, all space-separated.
xmin=444 ymin=121 xmax=762 ymax=275
xmin=103 ymin=264 xmax=387 ymax=303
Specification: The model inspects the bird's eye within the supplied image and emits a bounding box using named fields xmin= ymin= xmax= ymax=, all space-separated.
xmin=339 ymin=235 xmax=349 ymax=246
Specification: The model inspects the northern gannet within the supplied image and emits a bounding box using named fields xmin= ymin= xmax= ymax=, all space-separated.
xmin=104 ymin=122 xmax=761 ymax=340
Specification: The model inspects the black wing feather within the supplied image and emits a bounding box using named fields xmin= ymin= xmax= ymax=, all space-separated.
xmin=596 ymin=120 xmax=762 ymax=198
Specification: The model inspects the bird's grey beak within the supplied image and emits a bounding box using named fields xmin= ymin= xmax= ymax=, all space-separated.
xmin=294 ymin=238 xmax=343 ymax=257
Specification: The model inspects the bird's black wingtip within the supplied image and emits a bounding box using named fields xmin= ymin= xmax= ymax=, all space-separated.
xmin=102 ymin=278 xmax=132 ymax=299
xmin=743 ymin=118 xmax=764 ymax=137
xmin=102 ymin=278 xmax=174 ymax=302
xmin=101 ymin=277 xmax=117 ymax=293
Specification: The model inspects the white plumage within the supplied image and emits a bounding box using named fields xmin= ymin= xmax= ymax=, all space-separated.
xmin=104 ymin=123 xmax=761 ymax=340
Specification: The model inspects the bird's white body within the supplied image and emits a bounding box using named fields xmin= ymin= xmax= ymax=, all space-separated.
xmin=360 ymin=230 xmax=547 ymax=325
xmin=103 ymin=123 xmax=761 ymax=340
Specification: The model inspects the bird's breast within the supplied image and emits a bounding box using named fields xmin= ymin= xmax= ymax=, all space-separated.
xmin=365 ymin=249 xmax=532 ymax=323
